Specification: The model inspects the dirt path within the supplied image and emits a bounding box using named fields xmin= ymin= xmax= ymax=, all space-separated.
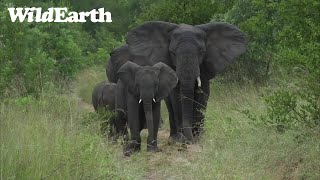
xmin=143 ymin=129 xmax=204 ymax=179
xmin=78 ymin=98 xmax=203 ymax=179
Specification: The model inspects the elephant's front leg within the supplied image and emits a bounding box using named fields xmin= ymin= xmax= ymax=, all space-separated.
xmin=123 ymin=92 xmax=141 ymax=156
xmin=193 ymin=78 xmax=210 ymax=139
xmin=147 ymin=102 xmax=161 ymax=152
xmin=115 ymin=80 xmax=128 ymax=141
xmin=167 ymin=85 xmax=184 ymax=143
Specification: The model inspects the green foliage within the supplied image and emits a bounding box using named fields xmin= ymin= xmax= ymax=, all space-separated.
xmin=215 ymin=0 xmax=320 ymax=83
xmin=213 ymin=0 xmax=320 ymax=134
xmin=0 ymin=2 xmax=121 ymax=97
xmin=242 ymin=89 xmax=320 ymax=134
xmin=265 ymin=91 xmax=299 ymax=131
xmin=87 ymin=28 xmax=123 ymax=64
xmin=134 ymin=0 xmax=216 ymax=25
xmin=24 ymin=51 xmax=55 ymax=95
xmin=72 ymin=0 xmax=144 ymax=38
xmin=82 ymin=109 xmax=114 ymax=136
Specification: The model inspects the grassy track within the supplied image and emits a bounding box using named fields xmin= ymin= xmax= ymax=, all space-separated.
xmin=1 ymin=67 xmax=319 ymax=179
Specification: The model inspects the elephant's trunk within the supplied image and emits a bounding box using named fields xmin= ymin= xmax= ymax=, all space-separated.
xmin=143 ymin=99 xmax=155 ymax=148
xmin=175 ymin=46 xmax=200 ymax=143
xmin=180 ymin=81 xmax=195 ymax=143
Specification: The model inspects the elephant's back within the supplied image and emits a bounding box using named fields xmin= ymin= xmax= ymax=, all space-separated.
xmin=106 ymin=44 xmax=130 ymax=83
xmin=92 ymin=81 xmax=116 ymax=111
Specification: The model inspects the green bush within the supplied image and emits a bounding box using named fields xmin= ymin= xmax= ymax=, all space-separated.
xmin=264 ymin=91 xmax=298 ymax=132
xmin=242 ymin=89 xmax=319 ymax=134
xmin=0 ymin=2 xmax=120 ymax=97
xmin=133 ymin=0 xmax=216 ymax=25
xmin=24 ymin=51 xmax=56 ymax=96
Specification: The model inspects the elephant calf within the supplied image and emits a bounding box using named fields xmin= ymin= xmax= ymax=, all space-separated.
xmin=117 ymin=61 xmax=178 ymax=156
xmin=92 ymin=81 xmax=119 ymax=139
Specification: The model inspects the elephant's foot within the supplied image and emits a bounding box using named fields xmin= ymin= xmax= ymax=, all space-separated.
xmin=169 ymin=133 xmax=187 ymax=144
xmin=182 ymin=128 xmax=195 ymax=144
xmin=123 ymin=140 xmax=141 ymax=157
xmin=170 ymin=131 xmax=194 ymax=144
xmin=147 ymin=140 xmax=160 ymax=153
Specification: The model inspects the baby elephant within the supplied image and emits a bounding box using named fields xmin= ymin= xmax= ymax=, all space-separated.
xmin=91 ymin=81 xmax=117 ymax=138
xmin=117 ymin=61 xmax=178 ymax=156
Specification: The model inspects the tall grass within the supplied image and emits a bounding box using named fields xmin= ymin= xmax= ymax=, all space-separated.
xmin=192 ymin=83 xmax=320 ymax=179
xmin=74 ymin=66 xmax=107 ymax=104
xmin=119 ymin=82 xmax=319 ymax=179
xmin=0 ymin=94 xmax=146 ymax=179
xmin=1 ymin=67 xmax=319 ymax=179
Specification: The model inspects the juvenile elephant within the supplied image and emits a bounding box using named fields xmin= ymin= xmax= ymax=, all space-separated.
xmin=117 ymin=61 xmax=178 ymax=156
xmin=92 ymin=81 xmax=126 ymax=139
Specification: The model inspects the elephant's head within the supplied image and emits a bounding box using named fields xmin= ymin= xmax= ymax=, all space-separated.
xmin=118 ymin=61 xmax=178 ymax=103
xmin=126 ymin=21 xmax=247 ymax=141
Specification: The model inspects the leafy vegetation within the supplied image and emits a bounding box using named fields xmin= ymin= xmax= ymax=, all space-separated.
xmin=1 ymin=0 xmax=319 ymax=179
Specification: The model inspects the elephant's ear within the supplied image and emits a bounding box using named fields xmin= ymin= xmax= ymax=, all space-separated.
xmin=153 ymin=62 xmax=178 ymax=101
xmin=127 ymin=21 xmax=178 ymax=63
xmin=117 ymin=61 xmax=141 ymax=91
xmin=196 ymin=22 xmax=247 ymax=79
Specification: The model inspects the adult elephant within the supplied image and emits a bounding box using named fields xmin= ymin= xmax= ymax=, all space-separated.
xmin=108 ymin=21 xmax=247 ymax=143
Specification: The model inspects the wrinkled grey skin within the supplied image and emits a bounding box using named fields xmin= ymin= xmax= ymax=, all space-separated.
xmin=117 ymin=61 xmax=178 ymax=156
xmin=107 ymin=21 xmax=247 ymax=143
xmin=92 ymin=81 xmax=117 ymax=138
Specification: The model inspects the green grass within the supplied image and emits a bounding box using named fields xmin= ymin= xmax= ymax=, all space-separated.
xmin=1 ymin=67 xmax=319 ymax=179
xmin=0 ymin=94 xmax=146 ymax=179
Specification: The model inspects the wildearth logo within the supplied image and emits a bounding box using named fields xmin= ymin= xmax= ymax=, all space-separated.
xmin=8 ymin=7 xmax=112 ymax=23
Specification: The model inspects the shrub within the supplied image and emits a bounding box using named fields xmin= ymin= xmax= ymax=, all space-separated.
xmin=242 ymin=89 xmax=319 ymax=134
xmin=0 ymin=2 xmax=120 ymax=97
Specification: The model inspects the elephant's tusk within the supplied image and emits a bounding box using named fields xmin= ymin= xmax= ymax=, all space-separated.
xmin=197 ymin=77 xmax=201 ymax=87
xmin=153 ymin=98 xmax=156 ymax=103
xmin=139 ymin=99 xmax=142 ymax=103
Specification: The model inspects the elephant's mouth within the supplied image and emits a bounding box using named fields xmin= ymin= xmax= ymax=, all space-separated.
xmin=138 ymin=98 xmax=156 ymax=103
xmin=177 ymin=76 xmax=201 ymax=87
